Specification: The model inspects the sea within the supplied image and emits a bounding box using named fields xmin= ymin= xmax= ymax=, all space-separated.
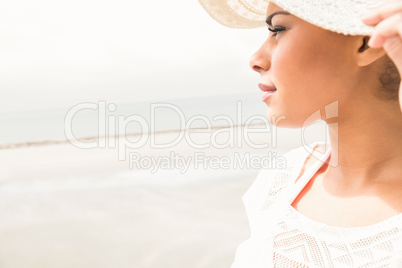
xmin=0 ymin=92 xmax=328 ymax=149
xmin=0 ymin=93 xmax=268 ymax=147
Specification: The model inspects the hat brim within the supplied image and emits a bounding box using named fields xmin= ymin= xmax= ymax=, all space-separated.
xmin=198 ymin=0 xmax=267 ymax=29
xmin=199 ymin=0 xmax=375 ymax=36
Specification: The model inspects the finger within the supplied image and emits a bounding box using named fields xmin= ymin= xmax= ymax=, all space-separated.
xmin=362 ymin=1 xmax=402 ymax=26
xmin=368 ymin=13 xmax=402 ymax=48
xmin=384 ymin=36 xmax=402 ymax=73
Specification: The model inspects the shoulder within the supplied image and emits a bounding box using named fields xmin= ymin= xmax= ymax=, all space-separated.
xmin=242 ymin=141 xmax=328 ymax=211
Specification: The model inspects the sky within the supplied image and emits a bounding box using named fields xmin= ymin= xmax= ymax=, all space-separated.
xmin=0 ymin=0 xmax=267 ymax=113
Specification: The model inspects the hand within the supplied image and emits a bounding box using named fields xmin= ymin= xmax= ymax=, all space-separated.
xmin=362 ymin=1 xmax=402 ymax=112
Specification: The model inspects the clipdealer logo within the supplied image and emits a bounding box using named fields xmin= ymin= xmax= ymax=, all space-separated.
xmin=64 ymin=101 xmax=286 ymax=161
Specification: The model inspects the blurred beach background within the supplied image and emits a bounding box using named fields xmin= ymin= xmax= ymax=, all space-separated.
xmin=0 ymin=0 xmax=328 ymax=267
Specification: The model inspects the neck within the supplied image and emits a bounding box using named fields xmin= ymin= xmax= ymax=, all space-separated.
xmin=325 ymin=98 xmax=402 ymax=186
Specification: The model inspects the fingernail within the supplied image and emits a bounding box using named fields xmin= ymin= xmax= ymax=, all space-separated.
xmin=361 ymin=13 xmax=378 ymax=25
xmin=368 ymin=34 xmax=383 ymax=48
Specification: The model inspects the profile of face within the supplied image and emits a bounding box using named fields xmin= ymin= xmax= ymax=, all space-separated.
xmin=250 ymin=3 xmax=367 ymax=128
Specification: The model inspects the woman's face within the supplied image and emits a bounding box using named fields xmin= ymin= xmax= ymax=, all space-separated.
xmin=250 ymin=3 xmax=362 ymax=128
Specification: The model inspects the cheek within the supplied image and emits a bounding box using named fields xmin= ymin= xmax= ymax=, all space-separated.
xmin=272 ymin=34 xmax=344 ymax=101
xmin=271 ymin=37 xmax=322 ymax=101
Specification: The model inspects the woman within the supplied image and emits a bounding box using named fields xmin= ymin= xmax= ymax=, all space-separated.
xmin=199 ymin=0 xmax=402 ymax=267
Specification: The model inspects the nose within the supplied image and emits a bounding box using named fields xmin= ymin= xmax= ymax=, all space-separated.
xmin=249 ymin=43 xmax=271 ymax=73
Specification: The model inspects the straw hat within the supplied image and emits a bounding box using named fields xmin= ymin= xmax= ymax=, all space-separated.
xmin=198 ymin=0 xmax=386 ymax=36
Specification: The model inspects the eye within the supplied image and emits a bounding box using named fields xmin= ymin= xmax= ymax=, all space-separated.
xmin=268 ymin=26 xmax=286 ymax=37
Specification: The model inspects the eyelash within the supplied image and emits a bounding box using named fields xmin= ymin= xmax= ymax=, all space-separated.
xmin=268 ymin=26 xmax=286 ymax=37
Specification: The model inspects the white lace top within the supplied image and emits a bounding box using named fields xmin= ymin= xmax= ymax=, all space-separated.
xmin=231 ymin=142 xmax=402 ymax=268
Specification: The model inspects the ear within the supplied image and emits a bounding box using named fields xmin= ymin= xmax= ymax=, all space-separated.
xmin=356 ymin=36 xmax=386 ymax=67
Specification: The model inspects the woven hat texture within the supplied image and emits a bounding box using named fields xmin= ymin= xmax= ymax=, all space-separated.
xmin=198 ymin=0 xmax=387 ymax=36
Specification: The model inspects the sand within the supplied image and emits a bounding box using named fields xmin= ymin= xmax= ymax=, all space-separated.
xmin=0 ymin=127 xmax=324 ymax=267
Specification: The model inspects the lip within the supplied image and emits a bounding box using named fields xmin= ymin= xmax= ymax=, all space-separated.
xmin=258 ymin=83 xmax=277 ymax=92
xmin=258 ymin=83 xmax=277 ymax=102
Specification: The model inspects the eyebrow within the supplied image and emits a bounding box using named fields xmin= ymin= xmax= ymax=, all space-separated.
xmin=265 ymin=11 xmax=291 ymax=26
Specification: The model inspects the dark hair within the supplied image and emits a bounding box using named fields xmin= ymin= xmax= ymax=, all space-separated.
xmin=377 ymin=56 xmax=400 ymax=101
